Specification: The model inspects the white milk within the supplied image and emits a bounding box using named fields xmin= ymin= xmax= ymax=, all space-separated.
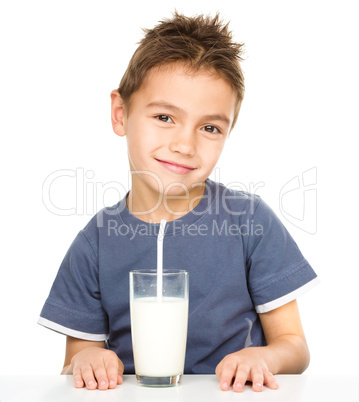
xmin=130 ymin=296 xmax=189 ymax=377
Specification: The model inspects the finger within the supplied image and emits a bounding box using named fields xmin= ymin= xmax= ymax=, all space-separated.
xmin=215 ymin=362 xmax=223 ymax=379
xmin=218 ymin=359 xmax=238 ymax=391
xmin=117 ymin=359 xmax=124 ymax=385
xmin=72 ymin=367 xmax=84 ymax=388
xmin=81 ymin=365 xmax=98 ymax=390
xmin=250 ymin=369 xmax=264 ymax=392
xmin=105 ymin=360 xmax=121 ymax=389
xmin=233 ymin=365 xmax=250 ymax=393
xmin=264 ymin=371 xmax=279 ymax=390
xmin=92 ymin=362 xmax=110 ymax=390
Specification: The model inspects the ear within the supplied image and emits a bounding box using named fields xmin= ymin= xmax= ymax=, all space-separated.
xmin=110 ymin=89 xmax=126 ymax=137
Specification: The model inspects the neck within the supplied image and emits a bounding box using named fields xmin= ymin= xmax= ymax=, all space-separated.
xmin=127 ymin=181 xmax=206 ymax=223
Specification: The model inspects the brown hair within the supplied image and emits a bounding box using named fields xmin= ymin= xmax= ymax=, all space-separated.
xmin=118 ymin=11 xmax=245 ymax=129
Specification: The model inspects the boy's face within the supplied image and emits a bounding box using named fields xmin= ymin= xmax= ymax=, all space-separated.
xmin=113 ymin=63 xmax=237 ymax=198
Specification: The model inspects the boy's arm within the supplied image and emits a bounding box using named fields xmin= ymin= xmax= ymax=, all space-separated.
xmin=215 ymin=299 xmax=310 ymax=392
xmin=61 ymin=336 xmax=124 ymax=390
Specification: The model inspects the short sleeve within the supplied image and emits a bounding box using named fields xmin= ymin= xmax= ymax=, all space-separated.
xmin=246 ymin=198 xmax=318 ymax=313
xmin=38 ymin=230 xmax=109 ymax=341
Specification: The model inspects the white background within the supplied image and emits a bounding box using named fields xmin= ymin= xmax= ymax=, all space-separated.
xmin=1 ymin=0 xmax=358 ymax=377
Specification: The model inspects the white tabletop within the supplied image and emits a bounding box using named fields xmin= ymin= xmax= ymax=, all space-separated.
xmin=0 ymin=374 xmax=358 ymax=401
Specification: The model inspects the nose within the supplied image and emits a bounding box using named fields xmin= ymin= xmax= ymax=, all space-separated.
xmin=168 ymin=127 xmax=196 ymax=156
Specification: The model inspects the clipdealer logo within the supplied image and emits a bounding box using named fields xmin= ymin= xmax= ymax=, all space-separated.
xmin=279 ymin=167 xmax=317 ymax=235
xmin=41 ymin=166 xmax=318 ymax=235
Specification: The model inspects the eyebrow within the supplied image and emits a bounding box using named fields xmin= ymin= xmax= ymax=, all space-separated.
xmin=146 ymin=101 xmax=232 ymax=126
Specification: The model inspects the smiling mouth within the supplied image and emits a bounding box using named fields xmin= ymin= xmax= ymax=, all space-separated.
xmin=155 ymin=158 xmax=196 ymax=175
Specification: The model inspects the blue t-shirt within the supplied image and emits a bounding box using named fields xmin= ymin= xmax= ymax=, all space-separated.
xmin=38 ymin=179 xmax=318 ymax=374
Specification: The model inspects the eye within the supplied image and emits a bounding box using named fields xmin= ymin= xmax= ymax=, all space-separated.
xmin=156 ymin=115 xmax=173 ymax=123
xmin=202 ymin=125 xmax=221 ymax=134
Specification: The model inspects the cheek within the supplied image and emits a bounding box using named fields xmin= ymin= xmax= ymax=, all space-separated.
xmin=126 ymin=116 xmax=160 ymax=145
xmin=200 ymin=140 xmax=225 ymax=167
xmin=126 ymin=120 xmax=152 ymax=155
xmin=127 ymin=137 xmax=147 ymax=165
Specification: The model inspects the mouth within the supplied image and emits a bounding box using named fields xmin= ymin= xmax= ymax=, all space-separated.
xmin=155 ymin=158 xmax=196 ymax=175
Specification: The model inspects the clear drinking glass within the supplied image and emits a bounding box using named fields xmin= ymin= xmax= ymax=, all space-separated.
xmin=129 ymin=269 xmax=189 ymax=387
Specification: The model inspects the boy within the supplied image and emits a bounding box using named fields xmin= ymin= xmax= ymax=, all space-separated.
xmin=38 ymin=12 xmax=318 ymax=392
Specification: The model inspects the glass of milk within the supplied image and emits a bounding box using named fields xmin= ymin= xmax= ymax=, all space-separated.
xmin=129 ymin=269 xmax=189 ymax=387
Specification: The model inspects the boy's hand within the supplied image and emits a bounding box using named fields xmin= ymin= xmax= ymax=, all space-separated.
xmin=215 ymin=347 xmax=279 ymax=392
xmin=69 ymin=346 xmax=124 ymax=390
